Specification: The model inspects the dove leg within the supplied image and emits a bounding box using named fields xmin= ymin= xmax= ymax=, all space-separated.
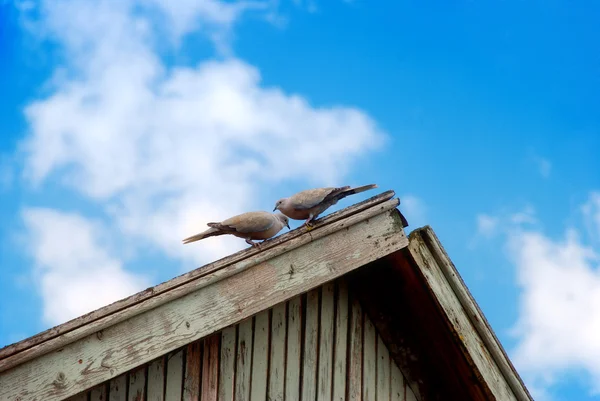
xmin=303 ymin=215 xmax=316 ymax=231
xmin=245 ymin=238 xmax=261 ymax=248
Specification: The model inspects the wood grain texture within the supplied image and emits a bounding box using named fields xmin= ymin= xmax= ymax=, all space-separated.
xmin=201 ymin=334 xmax=220 ymax=401
xmin=414 ymin=226 xmax=533 ymax=401
xmin=348 ymin=297 xmax=363 ymax=401
xmin=0 ymin=203 xmax=407 ymax=401
xmin=0 ymin=191 xmax=397 ymax=368
xmin=65 ymin=392 xmax=87 ymax=401
xmin=285 ymin=296 xmax=302 ymax=401
xmin=183 ymin=342 xmax=202 ymax=401
xmin=363 ymin=318 xmax=377 ymax=401
xmin=109 ymin=374 xmax=127 ymax=401
xmin=90 ymin=383 xmax=108 ymax=401
xmin=23 ymin=274 xmax=426 ymax=401
xmin=165 ymin=350 xmax=183 ymax=401
xmin=250 ymin=311 xmax=269 ymax=401
xmin=390 ymin=363 xmax=404 ymax=401
xmin=317 ymin=282 xmax=334 ymax=401
xmin=377 ymin=335 xmax=390 ymax=401
xmin=332 ymin=281 xmax=348 ymax=401
xmin=146 ymin=357 xmax=165 ymax=401
xmin=409 ymin=231 xmax=518 ymax=401
xmin=268 ymin=303 xmax=286 ymax=401
xmin=235 ymin=318 xmax=252 ymax=401
xmin=218 ymin=327 xmax=236 ymax=401
xmin=127 ymin=366 xmax=146 ymax=401
xmin=302 ymin=289 xmax=319 ymax=401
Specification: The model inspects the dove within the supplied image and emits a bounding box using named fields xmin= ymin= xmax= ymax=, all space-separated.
xmin=273 ymin=184 xmax=378 ymax=228
xmin=182 ymin=211 xmax=290 ymax=247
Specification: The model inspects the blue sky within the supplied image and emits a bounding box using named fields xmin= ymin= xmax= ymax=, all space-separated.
xmin=1 ymin=1 xmax=599 ymax=399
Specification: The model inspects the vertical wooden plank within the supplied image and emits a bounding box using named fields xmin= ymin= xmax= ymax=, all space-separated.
xmin=391 ymin=362 xmax=405 ymax=401
xmin=406 ymin=382 xmax=418 ymax=401
xmin=109 ymin=374 xmax=127 ymax=401
xmin=376 ymin=335 xmax=390 ymax=401
xmin=333 ymin=280 xmax=349 ymax=401
xmin=235 ymin=318 xmax=253 ymax=401
xmin=250 ymin=310 xmax=270 ymax=401
xmin=348 ymin=297 xmax=363 ymax=401
xmin=285 ymin=296 xmax=302 ymax=401
xmin=318 ymin=283 xmax=335 ymax=401
xmin=165 ymin=350 xmax=184 ymax=401
xmin=302 ymin=289 xmax=319 ymax=401
xmin=269 ymin=303 xmax=286 ymax=401
xmin=147 ymin=357 xmax=165 ymax=401
xmin=363 ymin=317 xmax=377 ymax=401
xmin=219 ymin=326 xmax=236 ymax=401
xmin=128 ymin=366 xmax=146 ymax=401
xmin=90 ymin=383 xmax=107 ymax=401
xmin=202 ymin=334 xmax=220 ymax=401
xmin=184 ymin=342 xmax=202 ymax=401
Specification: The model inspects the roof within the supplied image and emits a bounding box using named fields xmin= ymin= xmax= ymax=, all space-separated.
xmin=0 ymin=190 xmax=532 ymax=401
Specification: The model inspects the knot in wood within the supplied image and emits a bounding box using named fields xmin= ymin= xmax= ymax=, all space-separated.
xmin=53 ymin=372 xmax=67 ymax=389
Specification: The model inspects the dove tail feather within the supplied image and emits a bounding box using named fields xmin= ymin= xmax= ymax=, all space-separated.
xmin=337 ymin=184 xmax=378 ymax=200
xmin=182 ymin=227 xmax=223 ymax=244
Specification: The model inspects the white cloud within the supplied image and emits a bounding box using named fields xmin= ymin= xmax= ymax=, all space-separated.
xmin=476 ymin=214 xmax=499 ymax=238
xmin=479 ymin=193 xmax=600 ymax=396
xmin=21 ymin=208 xmax=150 ymax=326
xmin=582 ymin=192 xmax=600 ymax=243
xmin=13 ymin=0 xmax=385 ymax=325
xmin=533 ymin=155 xmax=552 ymax=179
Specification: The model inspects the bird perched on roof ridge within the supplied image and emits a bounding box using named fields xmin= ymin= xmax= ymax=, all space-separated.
xmin=273 ymin=184 xmax=378 ymax=229
xmin=182 ymin=211 xmax=290 ymax=248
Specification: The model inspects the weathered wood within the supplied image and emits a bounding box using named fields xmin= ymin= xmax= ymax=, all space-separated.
xmin=390 ymin=363 xmax=404 ymax=401
xmin=165 ymin=350 xmax=183 ymax=401
xmin=332 ymin=281 xmax=348 ymax=401
xmin=318 ymin=282 xmax=335 ymax=401
xmin=235 ymin=318 xmax=253 ymax=401
xmin=363 ymin=317 xmax=377 ymax=401
xmin=201 ymin=334 xmax=220 ymax=401
xmin=377 ymin=335 xmax=391 ymax=401
xmin=146 ymin=357 xmax=165 ymax=401
xmin=348 ymin=297 xmax=363 ymax=401
xmin=285 ymin=296 xmax=302 ymax=401
xmin=183 ymin=342 xmax=202 ymax=401
xmin=415 ymin=226 xmax=533 ymax=401
xmin=218 ymin=327 xmax=236 ymax=401
xmin=1 ymin=205 xmax=407 ymax=401
xmin=65 ymin=392 xmax=87 ymax=401
xmin=409 ymin=231 xmax=518 ymax=401
xmin=0 ymin=191 xmax=396 ymax=367
xmin=127 ymin=366 xmax=146 ymax=401
xmin=302 ymin=289 xmax=319 ymax=401
xmin=90 ymin=383 xmax=107 ymax=401
xmin=268 ymin=303 xmax=286 ymax=401
xmin=109 ymin=374 xmax=127 ymax=401
xmin=250 ymin=311 xmax=269 ymax=401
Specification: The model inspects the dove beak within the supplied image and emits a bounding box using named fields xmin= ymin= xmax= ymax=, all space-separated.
xmin=286 ymin=222 xmax=290 ymax=229
xmin=273 ymin=206 xmax=278 ymax=212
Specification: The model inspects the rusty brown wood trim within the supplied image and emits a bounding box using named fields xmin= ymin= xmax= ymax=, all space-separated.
xmin=0 ymin=196 xmax=404 ymax=375
xmin=413 ymin=226 xmax=534 ymax=401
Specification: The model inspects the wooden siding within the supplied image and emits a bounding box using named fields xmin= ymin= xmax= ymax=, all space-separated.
xmin=65 ymin=279 xmax=417 ymax=401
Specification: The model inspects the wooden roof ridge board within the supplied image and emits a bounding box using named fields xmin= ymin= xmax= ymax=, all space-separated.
xmin=0 ymin=189 xmax=398 ymax=364
xmin=0 ymin=193 xmax=409 ymax=401
xmin=411 ymin=226 xmax=534 ymax=401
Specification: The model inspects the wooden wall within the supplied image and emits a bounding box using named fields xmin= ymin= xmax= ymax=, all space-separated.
xmin=66 ymin=280 xmax=417 ymax=401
